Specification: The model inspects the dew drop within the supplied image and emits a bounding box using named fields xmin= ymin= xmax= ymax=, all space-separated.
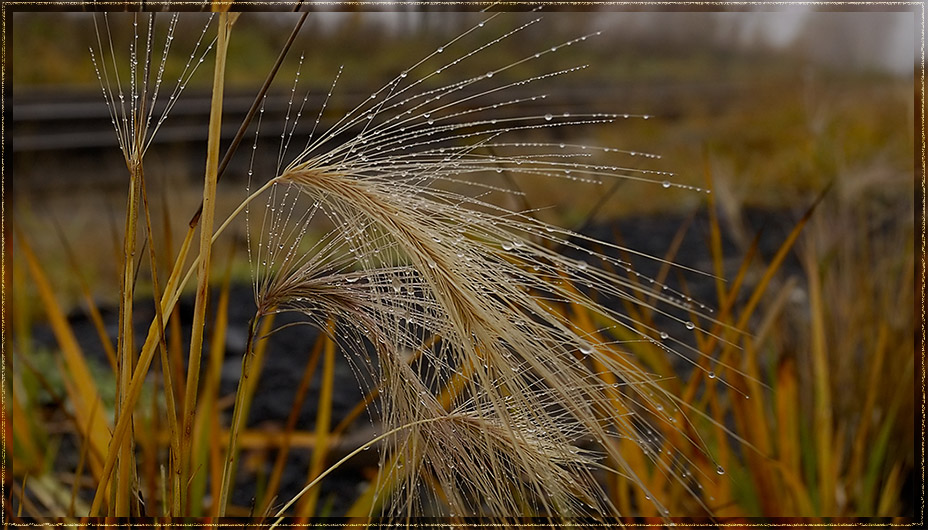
xmin=685 ymin=321 xmax=695 ymax=330
xmin=662 ymin=181 xmax=671 ymax=189
xmin=716 ymin=465 xmax=725 ymax=475
xmin=544 ymin=113 xmax=553 ymax=121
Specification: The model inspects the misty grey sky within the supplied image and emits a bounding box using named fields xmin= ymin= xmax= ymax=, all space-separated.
xmin=298 ymin=8 xmax=916 ymax=76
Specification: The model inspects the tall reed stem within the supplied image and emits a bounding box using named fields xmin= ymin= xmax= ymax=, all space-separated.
xmin=114 ymin=158 xmax=141 ymax=516
xmin=179 ymin=11 xmax=235 ymax=512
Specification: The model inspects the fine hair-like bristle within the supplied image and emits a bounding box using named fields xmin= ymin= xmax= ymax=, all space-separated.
xmin=245 ymin=14 xmax=731 ymax=519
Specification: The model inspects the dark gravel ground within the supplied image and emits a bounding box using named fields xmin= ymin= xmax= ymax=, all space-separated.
xmin=29 ymin=206 xmax=810 ymax=516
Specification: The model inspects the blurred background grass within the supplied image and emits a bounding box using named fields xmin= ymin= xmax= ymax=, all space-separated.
xmin=5 ymin=6 xmax=919 ymax=520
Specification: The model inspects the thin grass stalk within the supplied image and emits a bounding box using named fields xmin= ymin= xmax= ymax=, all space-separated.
xmin=138 ymin=168 xmax=182 ymax=516
xmin=215 ymin=318 xmax=252 ymax=516
xmin=188 ymin=12 xmax=308 ymax=228
xmin=180 ymin=12 xmax=235 ymax=511
xmin=217 ymin=312 xmax=276 ymax=515
xmin=143 ymin=384 xmax=160 ymax=516
xmin=115 ymin=158 xmax=142 ymax=517
xmin=90 ymin=175 xmax=278 ymax=516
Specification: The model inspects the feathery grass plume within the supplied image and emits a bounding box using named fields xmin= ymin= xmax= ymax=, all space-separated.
xmin=246 ymin=14 xmax=735 ymax=519
xmin=90 ymin=12 xmax=217 ymax=164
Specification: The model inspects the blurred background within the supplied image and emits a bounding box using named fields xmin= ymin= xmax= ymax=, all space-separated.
xmin=5 ymin=5 xmax=919 ymax=520
xmin=9 ymin=8 xmax=916 ymax=298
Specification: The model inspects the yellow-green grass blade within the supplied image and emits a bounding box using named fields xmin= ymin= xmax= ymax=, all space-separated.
xmin=804 ymin=247 xmax=834 ymax=515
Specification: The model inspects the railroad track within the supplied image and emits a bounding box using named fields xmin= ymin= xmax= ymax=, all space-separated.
xmin=10 ymin=82 xmax=737 ymax=154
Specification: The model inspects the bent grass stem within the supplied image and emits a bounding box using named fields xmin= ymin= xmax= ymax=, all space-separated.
xmin=269 ymin=416 xmax=457 ymax=528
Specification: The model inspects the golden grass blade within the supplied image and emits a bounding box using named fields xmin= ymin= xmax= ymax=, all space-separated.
xmin=859 ymin=355 xmax=913 ymax=514
xmin=774 ymin=358 xmax=801 ymax=500
xmin=187 ymin=12 xmax=307 ymax=229
xmin=717 ymin=230 xmax=761 ymax=320
xmin=181 ymin=12 xmax=234 ymax=511
xmin=732 ymin=185 xmax=831 ymax=338
xmin=683 ymin=186 xmax=829 ymax=410
xmin=89 ymin=174 xmax=281 ymax=516
xmin=728 ymin=277 xmax=797 ymax=514
xmin=642 ymin=218 xmax=694 ymax=313
xmin=14 ymin=227 xmax=111 ymax=484
xmin=297 ymin=320 xmax=337 ymax=517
